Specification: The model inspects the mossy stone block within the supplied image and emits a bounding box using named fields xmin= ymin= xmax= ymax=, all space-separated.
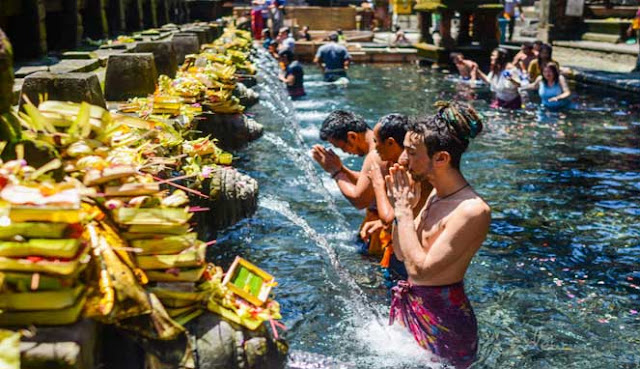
xmin=171 ymin=33 xmax=200 ymax=64
xmin=134 ymin=40 xmax=178 ymax=78
xmin=0 ymin=28 xmax=14 ymax=114
xmin=104 ymin=52 xmax=157 ymax=101
xmin=19 ymin=72 xmax=106 ymax=109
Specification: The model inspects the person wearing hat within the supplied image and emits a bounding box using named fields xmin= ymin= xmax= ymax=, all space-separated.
xmin=314 ymin=33 xmax=351 ymax=82
xmin=278 ymin=49 xmax=305 ymax=98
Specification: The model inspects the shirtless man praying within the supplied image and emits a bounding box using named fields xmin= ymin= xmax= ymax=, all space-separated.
xmin=311 ymin=110 xmax=384 ymax=253
xmin=386 ymin=101 xmax=491 ymax=368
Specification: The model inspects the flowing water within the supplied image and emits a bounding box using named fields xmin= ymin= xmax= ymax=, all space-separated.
xmin=214 ymin=53 xmax=640 ymax=368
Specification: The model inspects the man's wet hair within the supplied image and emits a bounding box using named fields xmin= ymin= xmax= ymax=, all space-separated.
xmin=408 ymin=101 xmax=483 ymax=170
xmin=328 ymin=32 xmax=338 ymax=42
xmin=533 ymin=40 xmax=543 ymax=47
xmin=378 ymin=113 xmax=408 ymax=147
xmin=450 ymin=52 xmax=464 ymax=62
xmin=320 ymin=110 xmax=369 ymax=142
xmin=522 ymin=41 xmax=533 ymax=49
xmin=278 ymin=49 xmax=294 ymax=61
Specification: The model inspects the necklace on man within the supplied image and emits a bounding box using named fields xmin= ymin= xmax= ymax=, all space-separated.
xmin=422 ymin=183 xmax=470 ymax=220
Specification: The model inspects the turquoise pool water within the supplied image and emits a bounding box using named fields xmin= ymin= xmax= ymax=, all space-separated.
xmin=214 ymin=58 xmax=640 ymax=368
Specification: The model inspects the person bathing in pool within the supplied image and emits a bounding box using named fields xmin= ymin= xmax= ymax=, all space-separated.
xmin=450 ymin=52 xmax=478 ymax=85
xmin=311 ymin=110 xmax=385 ymax=255
xmin=362 ymin=114 xmax=434 ymax=288
xmin=387 ymin=101 xmax=491 ymax=368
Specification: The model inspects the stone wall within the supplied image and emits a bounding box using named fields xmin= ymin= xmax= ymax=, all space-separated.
xmin=0 ymin=0 xmax=199 ymax=60
xmin=234 ymin=6 xmax=357 ymax=30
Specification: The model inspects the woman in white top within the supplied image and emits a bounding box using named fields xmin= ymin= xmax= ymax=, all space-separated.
xmin=478 ymin=48 xmax=522 ymax=109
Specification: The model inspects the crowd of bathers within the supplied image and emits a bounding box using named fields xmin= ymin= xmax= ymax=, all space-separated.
xmin=451 ymin=41 xmax=572 ymax=111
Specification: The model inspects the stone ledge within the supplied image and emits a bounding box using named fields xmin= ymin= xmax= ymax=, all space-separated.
xmin=565 ymin=67 xmax=640 ymax=93
xmin=554 ymin=40 xmax=638 ymax=56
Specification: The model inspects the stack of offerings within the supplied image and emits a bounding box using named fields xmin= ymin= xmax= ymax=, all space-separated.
xmin=0 ymin=160 xmax=89 ymax=326
xmin=102 ymin=181 xmax=212 ymax=325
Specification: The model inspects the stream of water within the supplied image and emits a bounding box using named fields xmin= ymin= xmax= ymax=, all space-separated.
xmin=213 ymin=53 xmax=640 ymax=368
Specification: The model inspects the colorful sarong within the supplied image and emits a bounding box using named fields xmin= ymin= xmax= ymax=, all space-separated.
xmin=389 ymin=281 xmax=478 ymax=368
xmin=251 ymin=9 xmax=264 ymax=40
xmin=491 ymin=95 xmax=522 ymax=109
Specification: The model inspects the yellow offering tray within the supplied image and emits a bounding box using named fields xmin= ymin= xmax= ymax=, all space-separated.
xmin=130 ymin=233 xmax=197 ymax=256
xmin=206 ymin=300 xmax=262 ymax=331
xmin=83 ymin=166 xmax=137 ymax=186
xmin=0 ymin=222 xmax=69 ymax=240
xmin=151 ymin=287 xmax=209 ymax=308
xmin=104 ymin=182 xmax=161 ymax=197
xmin=0 ymin=292 xmax=86 ymax=326
xmin=145 ymin=265 xmax=206 ymax=282
xmin=1 ymin=271 xmax=77 ymax=291
xmin=0 ymin=239 xmax=82 ymax=259
xmin=0 ymin=244 xmax=90 ymax=276
xmin=124 ymin=223 xmax=191 ymax=235
xmin=222 ymin=257 xmax=275 ymax=307
xmin=8 ymin=207 xmax=81 ymax=224
xmin=136 ymin=241 xmax=206 ymax=270
xmin=0 ymin=284 xmax=85 ymax=311
xmin=114 ymin=207 xmax=192 ymax=225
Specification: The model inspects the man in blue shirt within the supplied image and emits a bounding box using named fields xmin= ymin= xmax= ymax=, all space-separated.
xmin=278 ymin=49 xmax=305 ymax=98
xmin=314 ymin=33 xmax=351 ymax=82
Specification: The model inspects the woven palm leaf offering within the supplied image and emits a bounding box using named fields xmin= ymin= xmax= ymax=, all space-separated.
xmin=0 ymin=157 xmax=89 ymax=327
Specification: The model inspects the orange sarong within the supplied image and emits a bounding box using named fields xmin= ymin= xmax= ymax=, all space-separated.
xmin=358 ymin=209 xmax=394 ymax=258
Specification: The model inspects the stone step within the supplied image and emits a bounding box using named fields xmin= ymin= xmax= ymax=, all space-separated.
xmin=581 ymin=32 xmax=621 ymax=44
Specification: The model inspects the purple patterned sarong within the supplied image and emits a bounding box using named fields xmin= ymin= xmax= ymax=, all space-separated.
xmin=389 ymin=280 xmax=478 ymax=368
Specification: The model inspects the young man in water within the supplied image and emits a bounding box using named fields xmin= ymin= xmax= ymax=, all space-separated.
xmin=512 ymin=41 xmax=536 ymax=76
xmin=386 ymin=101 xmax=491 ymax=368
xmin=359 ymin=114 xmax=410 ymax=282
xmin=363 ymin=114 xmax=435 ymax=288
xmin=450 ymin=52 xmax=478 ymax=83
xmin=314 ymin=33 xmax=351 ymax=82
xmin=311 ymin=110 xmax=385 ymax=255
xmin=278 ymin=49 xmax=305 ymax=98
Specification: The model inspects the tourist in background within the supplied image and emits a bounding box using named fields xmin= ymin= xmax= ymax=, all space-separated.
xmin=278 ymin=49 xmax=305 ymax=98
xmin=267 ymin=40 xmax=279 ymax=59
xmin=300 ymin=25 xmax=312 ymax=41
xmin=392 ymin=25 xmax=411 ymax=46
xmin=503 ymin=0 xmax=524 ymax=41
xmin=627 ymin=8 xmax=640 ymax=73
xmin=520 ymin=62 xmax=572 ymax=111
xmin=450 ymin=52 xmax=478 ymax=84
xmin=251 ymin=0 xmax=266 ymax=40
xmin=512 ymin=41 xmax=536 ymax=78
xmin=387 ymin=101 xmax=489 ymax=368
xmin=269 ymin=0 xmax=284 ymax=38
xmin=532 ymin=40 xmax=543 ymax=55
xmin=262 ymin=29 xmax=272 ymax=49
xmin=277 ymin=27 xmax=295 ymax=53
xmin=314 ymin=33 xmax=351 ymax=82
xmin=527 ymin=43 xmax=557 ymax=81
xmin=477 ymin=48 xmax=521 ymax=109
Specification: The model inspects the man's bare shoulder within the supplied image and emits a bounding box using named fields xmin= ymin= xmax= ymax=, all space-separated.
xmin=363 ymin=150 xmax=383 ymax=167
xmin=456 ymin=195 xmax=491 ymax=222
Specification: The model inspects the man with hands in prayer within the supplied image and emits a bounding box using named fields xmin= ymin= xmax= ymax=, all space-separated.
xmin=386 ymin=101 xmax=490 ymax=369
